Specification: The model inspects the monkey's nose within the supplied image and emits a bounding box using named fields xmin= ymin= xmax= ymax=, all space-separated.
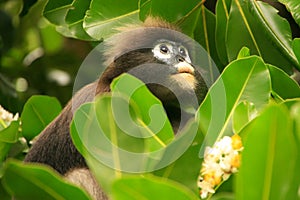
xmin=176 ymin=55 xmax=185 ymax=63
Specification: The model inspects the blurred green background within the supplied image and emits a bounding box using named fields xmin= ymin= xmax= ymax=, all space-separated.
xmin=0 ymin=0 xmax=93 ymax=113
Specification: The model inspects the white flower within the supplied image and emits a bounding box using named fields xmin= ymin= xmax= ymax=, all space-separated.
xmin=198 ymin=134 xmax=243 ymax=199
xmin=0 ymin=105 xmax=18 ymax=129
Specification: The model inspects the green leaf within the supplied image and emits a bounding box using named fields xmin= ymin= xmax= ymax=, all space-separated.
xmin=65 ymin=0 xmax=94 ymax=40
xmin=0 ymin=143 xmax=11 ymax=163
xmin=290 ymin=101 xmax=300 ymax=144
xmin=292 ymin=38 xmax=300 ymax=64
xmin=70 ymin=74 xmax=174 ymax=172
xmin=83 ymin=0 xmax=140 ymax=40
xmin=193 ymin=6 xmax=223 ymax=70
xmin=278 ymin=0 xmax=300 ymax=27
xmin=236 ymin=104 xmax=297 ymax=200
xmin=227 ymin=0 xmax=299 ymax=73
xmin=232 ymin=101 xmax=257 ymax=134
xmin=267 ymin=64 xmax=300 ymax=100
xmin=175 ymin=4 xmax=201 ymax=37
xmin=43 ymin=0 xmax=74 ymax=26
xmin=237 ymin=47 xmax=251 ymax=59
xmin=153 ymin=139 xmax=203 ymax=194
xmin=139 ymin=0 xmax=201 ymax=23
xmin=0 ymin=121 xmax=20 ymax=143
xmin=197 ymin=56 xmax=271 ymax=153
xmin=111 ymin=175 xmax=199 ymax=200
xmin=71 ymin=74 xmax=199 ymax=195
xmin=215 ymin=0 xmax=232 ymax=65
xmin=21 ymin=95 xmax=61 ymax=141
xmin=2 ymin=160 xmax=91 ymax=200
xmin=211 ymin=193 xmax=235 ymax=200
xmin=284 ymin=100 xmax=300 ymax=200
xmin=110 ymin=74 xmax=174 ymax=148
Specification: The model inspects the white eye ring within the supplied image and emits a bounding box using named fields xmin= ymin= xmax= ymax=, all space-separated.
xmin=153 ymin=43 xmax=173 ymax=60
xmin=160 ymin=44 xmax=169 ymax=54
xmin=179 ymin=46 xmax=187 ymax=56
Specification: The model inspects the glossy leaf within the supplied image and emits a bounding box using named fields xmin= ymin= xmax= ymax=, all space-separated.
xmin=197 ymin=56 xmax=271 ymax=154
xmin=0 ymin=121 xmax=19 ymax=160
xmin=267 ymin=64 xmax=300 ymax=100
xmin=65 ymin=0 xmax=94 ymax=40
xmin=83 ymin=0 xmax=140 ymax=40
xmin=278 ymin=0 xmax=300 ymax=26
xmin=232 ymin=101 xmax=257 ymax=134
xmin=111 ymin=176 xmax=199 ymax=200
xmin=43 ymin=0 xmax=74 ymax=26
xmin=237 ymin=46 xmax=251 ymax=59
xmin=0 ymin=143 xmax=11 ymax=162
xmin=71 ymin=74 xmax=200 ymax=195
xmin=71 ymin=74 xmax=174 ymax=172
xmin=2 ymin=160 xmax=91 ymax=200
xmin=227 ymin=0 xmax=298 ymax=73
xmin=194 ymin=6 xmax=223 ymax=70
xmin=0 ymin=121 xmax=20 ymax=143
xmin=236 ymin=104 xmax=297 ymax=200
xmin=284 ymin=100 xmax=300 ymax=200
xmin=21 ymin=95 xmax=61 ymax=141
xmin=292 ymin=38 xmax=300 ymax=64
xmin=215 ymin=0 xmax=231 ymax=65
xmin=139 ymin=0 xmax=201 ymax=23
xmin=211 ymin=193 xmax=235 ymax=200
xmin=153 ymin=139 xmax=203 ymax=193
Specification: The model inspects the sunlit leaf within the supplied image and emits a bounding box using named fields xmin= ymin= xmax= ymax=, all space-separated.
xmin=227 ymin=0 xmax=299 ymax=73
xmin=197 ymin=56 xmax=271 ymax=155
xmin=267 ymin=64 xmax=300 ymax=100
xmin=232 ymin=101 xmax=257 ymax=133
xmin=71 ymin=74 xmax=199 ymax=195
xmin=0 ymin=121 xmax=20 ymax=143
xmin=236 ymin=104 xmax=297 ymax=200
xmin=153 ymin=139 xmax=202 ymax=193
xmin=215 ymin=0 xmax=232 ymax=65
xmin=139 ymin=0 xmax=201 ymax=22
xmin=43 ymin=0 xmax=73 ymax=26
xmin=278 ymin=0 xmax=300 ymax=27
xmin=65 ymin=0 xmax=94 ymax=40
xmin=21 ymin=96 xmax=61 ymax=141
xmin=2 ymin=160 xmax=91 ymax=200
xmin=0 ymin=143 xmax=11 ymax=162
xmin=211 ymin=192 xmax=235 ymax=200
xmin=70 ymin=74 xmax=174 ymax=173
xmin=237 ymin=47 xmax=251 ymax=59
xmin=284 ymin=100 xmax=300 ymax=200
xmin=194 ymin=5 xmax=223 ymax=70
xmin=292 ymin=38 xmax=300 ymax=64
xmin=111 ymin=175 xmax=199 ymax=200
xmin=83 ymin=0 xmax=140 ymax=40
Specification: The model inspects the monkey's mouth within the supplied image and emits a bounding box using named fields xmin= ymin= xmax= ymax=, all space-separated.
xmin=172 ymin=63 xmax=196 ymax=89
xmin=177 ymin=66 xmax=194 ymax=75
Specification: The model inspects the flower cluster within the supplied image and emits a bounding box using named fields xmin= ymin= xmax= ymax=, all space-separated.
xmin=197 ymin=134 xmax=243 ymax=199
xmin=0 ymin=105 xmax=19 ymax=129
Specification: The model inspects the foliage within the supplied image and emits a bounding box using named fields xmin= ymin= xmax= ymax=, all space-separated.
xmin=0 ymin=0 xmax=300 ymax=200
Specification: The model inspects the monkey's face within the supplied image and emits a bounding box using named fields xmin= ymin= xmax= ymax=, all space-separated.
xmin=99 ymin=27 xmax=210 ymax=108
xmin=152 ymin=39 xmax=197 ymax=92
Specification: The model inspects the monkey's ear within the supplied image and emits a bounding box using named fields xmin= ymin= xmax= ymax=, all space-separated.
xmin=143 ymin=16 xmax=180 ymax=31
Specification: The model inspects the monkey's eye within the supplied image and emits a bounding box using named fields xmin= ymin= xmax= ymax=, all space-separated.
xmin=179 ymin=47 xmax=187 ymax=57
xmin=160 ymin=44 xmax=169 ymax=54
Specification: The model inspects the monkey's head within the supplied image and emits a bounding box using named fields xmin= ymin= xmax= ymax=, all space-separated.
xmin=97 ymin=17 xmax=208 ymax=111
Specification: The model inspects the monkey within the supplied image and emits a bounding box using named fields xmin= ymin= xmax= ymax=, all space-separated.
xmin=24 ymin=17 xmax=209 ymax=199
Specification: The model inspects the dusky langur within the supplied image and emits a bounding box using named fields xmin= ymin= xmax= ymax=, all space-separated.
xmin=24 ymin=17 xmax=209 ymax=199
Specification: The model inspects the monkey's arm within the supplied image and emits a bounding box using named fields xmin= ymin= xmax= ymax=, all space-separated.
xmin=24 ymin=82 xmax=97 ymax=174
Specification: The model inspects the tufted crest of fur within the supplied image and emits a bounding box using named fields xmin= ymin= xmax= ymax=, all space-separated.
xmin=102 ymin=17 xmax=182 ymax=67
